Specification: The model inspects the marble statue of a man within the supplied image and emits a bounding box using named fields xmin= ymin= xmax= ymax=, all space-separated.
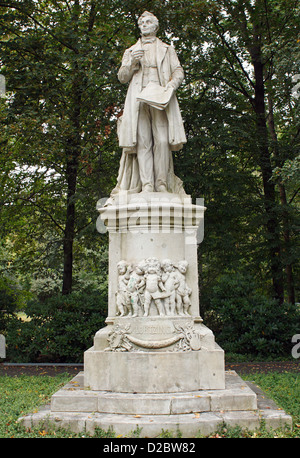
xmin=112 ymin=11 xmax=187 ymax=195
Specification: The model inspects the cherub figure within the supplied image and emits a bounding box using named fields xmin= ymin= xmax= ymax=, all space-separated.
xmin=116 ymin=260 xmax=130 ymax=316
xmin=175 ymin=260 xmax=192 ymax=316
xmin=143 ymin=257 xmax=166 ymax=316
xmin=161 ymin=259 xmax=179 ymax=316
xmin=126 ymin=261 xmax=146 ymax=317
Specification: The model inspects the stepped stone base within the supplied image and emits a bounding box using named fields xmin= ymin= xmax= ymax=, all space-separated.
xmin=18 ymin=371 xmax=292 ymax=437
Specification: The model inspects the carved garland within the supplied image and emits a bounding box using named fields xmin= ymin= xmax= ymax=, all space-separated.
xmin=105 ymin=322 xmax=201 ymax=352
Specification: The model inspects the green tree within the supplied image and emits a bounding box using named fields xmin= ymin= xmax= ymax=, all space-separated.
xmin=0 ymin=0 xmax=125 ymax=293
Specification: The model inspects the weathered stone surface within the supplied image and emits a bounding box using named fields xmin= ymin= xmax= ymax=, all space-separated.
xmin=84 ymin=344 xmax=225 ymax=392
xmin=95 ymin=317 xmax=215 ymax=352
xmin=18 ymin=371 xmax=292 ymax=437
xmin=50 ymin=372 xmax=255 ymax=415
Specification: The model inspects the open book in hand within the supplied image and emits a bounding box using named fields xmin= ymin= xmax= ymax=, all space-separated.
xmin=137 ymin=82 xmax=174 ymax=110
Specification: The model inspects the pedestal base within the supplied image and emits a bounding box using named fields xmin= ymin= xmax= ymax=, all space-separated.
xmin=18 ymin=371 xmax=292 ymax=437
xmin=84 ymin=317 xmax=225 ymax=392
xmin=84 ymin=345 xmax=225 ymax=393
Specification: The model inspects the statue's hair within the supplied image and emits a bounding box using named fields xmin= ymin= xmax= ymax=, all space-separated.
xmin=161 ymin=259 xmax=173 ymax=268
xmin=138 ymin=11 xmax=159 ymax=31
xmin=144 ymin=256 xmax=161 ymax=273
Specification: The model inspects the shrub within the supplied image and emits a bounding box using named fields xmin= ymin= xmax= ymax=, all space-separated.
xmin=0 ymin=274 xmax=28 ymax=334
xmin=30 ymin=269 xmax=62 ymax=302
xmin=205 ymin=272 xmax=299 ymax=357
xmin=6 ymin=289 xmax=107 ymax=363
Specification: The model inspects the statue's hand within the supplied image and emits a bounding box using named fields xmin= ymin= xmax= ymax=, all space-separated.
xmin=131 ymin=50 xmax=144 ymax=63
xmin=164 ymin=81 xmax=175 ymax=91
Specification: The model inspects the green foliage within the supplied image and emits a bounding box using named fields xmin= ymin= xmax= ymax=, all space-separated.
xmin=29 ymin=269 xmax=62 ymax=302
xmin=0 ymin=276 xmax=20 ymax=333
xmin=6 ymin=290 xmax=107 ymax=362
xmin=0 ymin=271 xmax=30 ymax=334
xmin=206 ymin=272 xmax=299 ymax=357
xmin=0 ymin=275 xmax=21 ymax=310
xmin=0 ymin=0 xmax=121 ymax=294
xmin=273 ymin=155 xmax=300 ymax=198
xmin=0 ymin=374 xmax=71 ymax=438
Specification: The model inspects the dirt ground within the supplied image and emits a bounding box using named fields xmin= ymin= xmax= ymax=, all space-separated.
xmin=225 ymin=360 xmax=300 ymax=374
xmin=0 ymin=363 xmax=84 ymax=377
xmin=0 ymin=360 xmax=299 ymax=377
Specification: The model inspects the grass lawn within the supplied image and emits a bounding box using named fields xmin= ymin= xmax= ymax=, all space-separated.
xmin=0 ymin=371 xmax=299 ymax=438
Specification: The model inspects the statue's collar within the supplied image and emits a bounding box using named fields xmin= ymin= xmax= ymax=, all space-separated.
xmin=141 ymin=36 xmax=157 ymax=44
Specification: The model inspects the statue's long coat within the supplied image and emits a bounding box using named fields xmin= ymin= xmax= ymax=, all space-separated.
xmin=117 ymin=38 xmax=187 ymax=152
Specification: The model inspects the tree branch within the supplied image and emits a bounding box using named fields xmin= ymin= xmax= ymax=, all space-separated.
xmin=288 ymin=186 xmax=300 ymax=205
xmin=17 ymin=196 xmax=64 ymax=233
xmin=213 ymin=16 xmax=256 ymax=90
xmin=0 ymin=1 xmax=78 ymax=52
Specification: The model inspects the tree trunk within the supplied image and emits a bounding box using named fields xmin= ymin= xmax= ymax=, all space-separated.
xmin=251 ymin=48 xmax=284 ymax=304
xmin=61 ymin=0 xmax=82 ymax=295
xmin=62 ymin=153 xmax=78 ymax=295
xmin=62 ymin=66 xmax=82 ymax=295
xmin=267 ymin=93 xmax=295 ymax=304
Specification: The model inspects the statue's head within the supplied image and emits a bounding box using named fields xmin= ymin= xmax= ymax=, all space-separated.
xmin=138 ymin=11 xmax=159 ymax=36
xmin=177 ymin=260 xmax=188 ymax=273
xmin=161 ymin=259 xmax=174 ymax=272
xmin=145 ymin=256 xmax=160 ymax=274
xmin=117 ymin=260 xmax=128 ymax=274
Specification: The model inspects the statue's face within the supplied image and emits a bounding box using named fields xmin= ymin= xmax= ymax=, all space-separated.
xmin=178 ymin=263 xmax=187 ymax=273
xmin=139 ymin=16 xmax=157 ymax=36
xmin=163 ymin=262 xmax=172 ymax=272
xmin=118 ymin=264 xmax=126 ymax=275
xmin=136 ymin=266 xmax=144 ymax=275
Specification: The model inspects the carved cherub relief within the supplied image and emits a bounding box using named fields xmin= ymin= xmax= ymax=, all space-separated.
xmin=115 ymin=258 xmax=192 ymax=317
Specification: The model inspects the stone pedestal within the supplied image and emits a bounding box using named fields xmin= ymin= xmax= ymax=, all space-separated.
xmin=84 ymin=318 xmax=225 ymax=393
xmin=18 ymin=192 xmax=292 ymax=436
xmin=84 ymin=192 xmax=225 ymax=392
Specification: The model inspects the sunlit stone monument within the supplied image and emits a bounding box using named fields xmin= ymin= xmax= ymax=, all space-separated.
xmin=19 ymin=12 xmax=292 ymax=437
xmin=84 ymin=10 xmax=224 ymax=393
